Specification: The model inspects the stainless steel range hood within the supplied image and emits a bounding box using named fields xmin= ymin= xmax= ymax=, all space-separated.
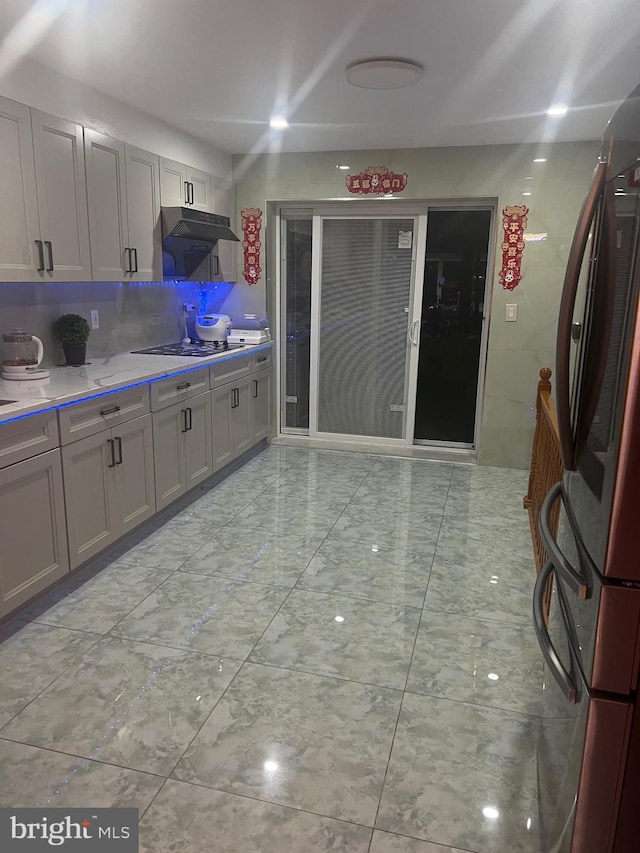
xmin=161 ymin=207 xmax=240 ymax=278
xmin=161 ymin=208 xmax=240 ymax=244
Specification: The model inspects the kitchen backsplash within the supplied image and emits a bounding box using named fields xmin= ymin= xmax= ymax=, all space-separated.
xmin=0 ymin=280 xmax=235 ymax=366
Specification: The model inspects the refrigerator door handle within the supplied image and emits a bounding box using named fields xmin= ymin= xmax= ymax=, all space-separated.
xmin=539 ymin=482 xmax=588 ymax=598
xmin=533 ymin=561 xmax=577 ymax=703
xmin=556 ymin=160 xmax=609 ymax=471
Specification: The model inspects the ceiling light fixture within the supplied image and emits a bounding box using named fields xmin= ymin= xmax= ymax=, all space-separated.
xmin=270 ymin=116 xmax=289 ymax=130
xmin=346 ymin=58 xmax=423 ymax=90
xmin=336 ymin=164 xmax=350 ymax=170
xmin=533 ymin=158 xmax=547 ymax=163
xmin=522 ymin=191 xmax=532 ymax=196
xmin=547 ymin=104 xmax=568 ymax=117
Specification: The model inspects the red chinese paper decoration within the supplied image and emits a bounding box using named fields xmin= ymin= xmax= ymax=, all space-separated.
xmin=346 ymin=165 xmax=408 ymax=195
xmin=241 ymin=207 xmax=262 ymax=285
xmin=499 ymin=205 xmax=529 ymax=290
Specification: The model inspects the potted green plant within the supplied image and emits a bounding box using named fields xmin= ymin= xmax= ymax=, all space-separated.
xmin=53 ymin=313 xmax=90 ymax=366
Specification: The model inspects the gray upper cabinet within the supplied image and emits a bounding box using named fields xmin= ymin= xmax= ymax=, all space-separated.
xmin=0 ymin=97 xmax=41 ymax=282
xmin=213 ymin=177 xmax=237 ymax=282
xmin=160 ymin=157 xmax=212 ymax=212
xmin=84 ymin=129 xmax=128 ymax=281
xmin=85 ymin=131 xmax=161 ymax=281
xmin=30 ymin=111 xmax=92 ymax=282
xmin=188 ymin=166 xmax=212 ymax=212
xmin=124 ymin=144 xmax=161 ymax=281
xmin=0 ymin=97 xmax=91 ymax=283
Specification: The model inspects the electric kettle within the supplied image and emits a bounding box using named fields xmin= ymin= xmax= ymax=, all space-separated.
xmin=1 ymin=330 xmax=50 ymax=381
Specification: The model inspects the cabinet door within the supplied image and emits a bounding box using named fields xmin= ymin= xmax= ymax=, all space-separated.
xmin=125 ymin=144 xmax=161 ymax=281
xmin=62 ymin=431 xmax=115 ymax=569
xmin=187 ymin=166 xmax=212 ymax=211
xmin=213 ymin=178 xmax=236 ymax=281
xmin=252 ymin=369 xmax=272 ymax=443
xmin=211 ymin=384 xmax=234 ymax=472
xmin=111 ymin=414 xmax=156 ymax=535
xmin=31 ymin=111 xmax=92 ymax=282
xmin=85 ymin=129 xmax=128 ymax=280
xmin=0 ymin=97 xmax=40 ymax=281
xmin=0 ymin=450 xmax=69 ymax=618
xmin=184 ymin=392 xmax=213 ymax=490
xmin=233 ymin=376 xmax=254 ymax=457
xmin=159 ymin=157 xmax=188 ymax=207
xmin=152 ymin=405 xmax=186 ymax=511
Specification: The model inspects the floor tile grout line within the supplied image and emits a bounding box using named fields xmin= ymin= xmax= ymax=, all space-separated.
xmin=157 ymin=775 xmax=383 ymax=834
xmin=0 ymin=631 xmax=103 ymax=735
xmin=158 ymin=529 xmax=329 ymax=782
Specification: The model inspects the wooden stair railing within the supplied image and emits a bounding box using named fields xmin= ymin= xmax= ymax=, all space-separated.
xmin=524 ymin=368 xmax=563 ymax=619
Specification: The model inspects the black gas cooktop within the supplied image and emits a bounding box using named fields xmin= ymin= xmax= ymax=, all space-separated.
xmin=132 ymin=341 xmax=244 ymax=357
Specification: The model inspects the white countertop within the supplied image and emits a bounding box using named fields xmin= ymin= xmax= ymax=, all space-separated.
xmin=0 ymin=343 xmax=272 ymax=424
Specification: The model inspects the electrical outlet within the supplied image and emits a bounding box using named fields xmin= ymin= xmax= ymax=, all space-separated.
xmin=91 ymin=309 xmax=99 ymax=329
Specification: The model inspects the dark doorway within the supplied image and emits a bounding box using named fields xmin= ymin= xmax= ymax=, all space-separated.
xmin=414 ymin=209 xmax=492 ymax=444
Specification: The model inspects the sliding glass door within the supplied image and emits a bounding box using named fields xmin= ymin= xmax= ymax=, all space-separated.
xmin=315 ymin=217 xmax=416 ymax=438
xmin=278 ymin=202 xmax=493 ymax=449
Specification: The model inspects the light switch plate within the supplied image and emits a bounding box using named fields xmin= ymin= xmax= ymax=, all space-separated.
xmin=506 ymin=303 xmax=518 ymax=322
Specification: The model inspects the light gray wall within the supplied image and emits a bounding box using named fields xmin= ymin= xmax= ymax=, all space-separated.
xmin=0 ymin=57 xmax=231 ymax=180
xmin=232 ymin=141 xmax=599 ymax=468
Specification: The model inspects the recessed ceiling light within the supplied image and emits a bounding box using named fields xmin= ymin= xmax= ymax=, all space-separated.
xmin=522 ymin=192 xmax=532 ymax=196
xmin=547 ymin=104 xmax=568 ymax=117
xmin=269 ymin=116 xmax=288 ymax=130
xmin=533 ymin=158 xmax=547 ymax=163
xmin=346 ymin=58 xmax=423 ymax=90
xmin=336 ymin=164 xmax=350 ymax=170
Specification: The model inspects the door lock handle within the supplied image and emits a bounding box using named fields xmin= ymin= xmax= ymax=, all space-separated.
xmin=409 ymin=319 xmax=420 ymax=346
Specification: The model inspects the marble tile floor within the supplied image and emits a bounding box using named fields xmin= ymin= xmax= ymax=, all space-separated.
xmin=0 ymin=446 xmax=543 ymax=853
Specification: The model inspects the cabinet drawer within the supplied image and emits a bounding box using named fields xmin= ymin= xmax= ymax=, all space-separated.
xmin=251 ymin=348 xmax=272 ymax=372
xmin=58 ymin=384 xmax=150 ymax=445
xmin=210 ymin=354 xmax=252 ymax=388
xmin=149 ymin=368 xmax=210 ymax=412
xmin=0 ymin=411 xmax=60 ymax=469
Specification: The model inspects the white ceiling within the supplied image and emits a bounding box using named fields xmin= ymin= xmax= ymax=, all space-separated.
xmin=0 ymin=0 xmax=639 ymax=155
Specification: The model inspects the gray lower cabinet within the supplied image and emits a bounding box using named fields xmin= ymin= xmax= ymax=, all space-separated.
xmin=152 ymin=391 xmax=213 ymax=511
xmin=251 ymin=368 xmax=272 ymax=443
xmin=62 ymin=413 xmax=155 ymax=569
xmin=0 ymin=449 xmax=69 ymax=618
xmin=211 ymin=375 xmax=254 ymax=473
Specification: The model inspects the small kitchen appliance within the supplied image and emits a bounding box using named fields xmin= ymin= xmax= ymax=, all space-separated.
xmin=1 ymin=330 xmax=49 ymax=380
xmin=195 ymin=313 xmax=231 ymax=343
xmin=228 ymin=315 xmax=271 ymax=345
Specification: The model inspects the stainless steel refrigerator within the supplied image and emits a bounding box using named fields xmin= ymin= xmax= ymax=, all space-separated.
xmin=535 ymin=83 xmax=640 ymax=853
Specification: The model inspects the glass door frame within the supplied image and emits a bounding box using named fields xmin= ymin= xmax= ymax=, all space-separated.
xmin=407 ymin=201 xmax=497 ymax=451
xmin=310 ymin=205 xmax=424 ymax=445
xmin=274 ymin=198 xmax=496 ymax=452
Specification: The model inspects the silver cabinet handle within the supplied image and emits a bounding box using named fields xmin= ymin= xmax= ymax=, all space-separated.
xmin=35 ymin=240 xmax=45 ymax=272
xmin=44 ymin=240 xmax=54 ymax=271
xmin=107 ymin=438 xmax=116 ymax=468
xmin=124 ymin=247 xmax=131 ymax=273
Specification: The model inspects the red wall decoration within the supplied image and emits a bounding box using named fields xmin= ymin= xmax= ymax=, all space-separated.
xmin=499 ymin=205 xmax=529 ymax=290
xmin=346 ymin=165 xmax=408 ymax=195
xmin=241 ymin=207 xmax=262 ymax=285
